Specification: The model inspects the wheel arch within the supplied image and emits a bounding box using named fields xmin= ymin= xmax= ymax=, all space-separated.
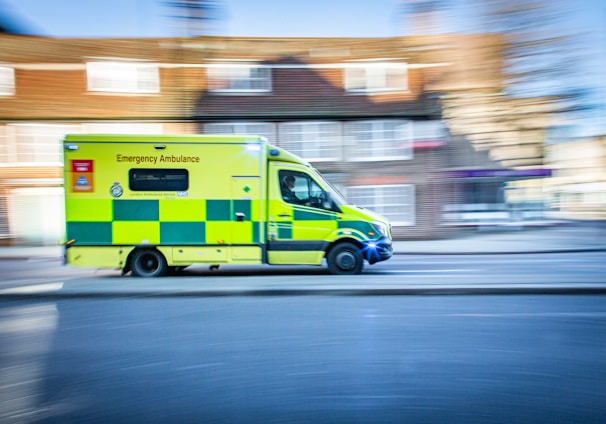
xmin=325 ymin=237 xmax=364 ymax=259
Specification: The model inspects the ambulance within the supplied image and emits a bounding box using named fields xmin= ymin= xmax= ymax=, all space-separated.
xmin=63 ymin=134 xmax=393 ymax=276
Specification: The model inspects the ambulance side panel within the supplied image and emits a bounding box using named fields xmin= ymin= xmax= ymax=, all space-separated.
xmin=64 ymin=139 xmax=266 ymax=268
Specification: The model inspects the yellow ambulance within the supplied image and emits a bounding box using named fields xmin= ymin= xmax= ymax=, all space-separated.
xmin=63 ymin=134 xmax=393 ymax=276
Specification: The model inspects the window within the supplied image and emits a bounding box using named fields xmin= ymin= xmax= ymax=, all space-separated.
xmin=346 ymin=184 xmax=415 ymax=226
xmin=279 ymin=170 xmax=337 ymax=211
xmin=87 ymin=62 xmax=160 ymax=94
xmin=129 ymin=169 xmax=189 ymax=192
xmin=344 ymin=120 xmax=412 ymax=161
xmin=344 ymin=63 xmax=407 ymax=93
xmin=279 ymin=121 xmax=341 ymax=162
xmin=0 ymin=67 xmax=15 ymax=96
xmin=413 ymin=120 xmax=447 ymax=142
xmin=83 ymin=123 xmax=164 ymax=134
xmin=207 ymin=65 xmax=271 ymax=93
xmin=1 ymin=124 xmax=82 ymax=165
xmin=0 ymin=195 xmax=8 ymax=240
xmin=204 ymin=122 xmax=277 ymax=144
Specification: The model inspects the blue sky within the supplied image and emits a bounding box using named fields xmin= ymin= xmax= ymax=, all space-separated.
xmin=2 ymin=0 xmax=605 ymax=135
xmin=0 ymin=0 xmax=543 ymax=38
xmin=3 ymin=0 xmax=412 ymax=38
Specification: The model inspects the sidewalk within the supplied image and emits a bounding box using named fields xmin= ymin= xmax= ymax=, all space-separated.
xmin=394 ymin=221 xmax=606 ymax=255
xmin=1 ymin=221 xmax=605 ymax=260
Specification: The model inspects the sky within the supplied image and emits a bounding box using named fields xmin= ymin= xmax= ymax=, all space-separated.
xmin=1 ymin=0 xmax=605 ymax=136
xmin=2 ymin=0 xmax=419 ymax=38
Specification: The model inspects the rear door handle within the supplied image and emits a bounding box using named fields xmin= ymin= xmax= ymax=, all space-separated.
xmin=278 ymin=214 xmax=291 ymax=218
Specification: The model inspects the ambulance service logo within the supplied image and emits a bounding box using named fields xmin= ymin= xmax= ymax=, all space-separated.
xmin=71 ymin=160 xmax=94 ymax=192
xmin=110 ymin=181 xmax=123 ymax=198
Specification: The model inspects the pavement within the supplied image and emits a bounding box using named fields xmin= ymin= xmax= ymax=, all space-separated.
xmin=1 ymin=220 xmax=605 ymax=260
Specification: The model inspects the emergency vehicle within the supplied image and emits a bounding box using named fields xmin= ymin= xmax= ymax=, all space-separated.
xmin=63 ymin=134 xmax=393 ymax=276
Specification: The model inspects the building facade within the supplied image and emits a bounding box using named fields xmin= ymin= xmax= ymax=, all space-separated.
xmin=0 ymin=33 xmax=546 ymax=244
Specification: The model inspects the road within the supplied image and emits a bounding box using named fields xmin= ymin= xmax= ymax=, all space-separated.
xmin=1 ymin=252 xmax=606 ymax=423
xmin=1 ymin=252 xmax=605 ymax=295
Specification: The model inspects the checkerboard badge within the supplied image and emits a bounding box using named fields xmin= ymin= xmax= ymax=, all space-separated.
xmin=110 ymin=181 xmax=123 ymax=198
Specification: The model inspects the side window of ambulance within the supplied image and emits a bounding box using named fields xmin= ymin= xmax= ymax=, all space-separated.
xmin=129 ymin=168 xmax=188 ymax=191
xmin=278 ymin=170 xmax=336 ymax=211
xmin=279 ymin=170 xmax=308 ymax=205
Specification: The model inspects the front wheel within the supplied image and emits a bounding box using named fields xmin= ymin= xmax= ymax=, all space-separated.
xmin=131 ymin=249 xmax=168 ymax=277
xmin=327 ymin=242 xmax=364 ymax=275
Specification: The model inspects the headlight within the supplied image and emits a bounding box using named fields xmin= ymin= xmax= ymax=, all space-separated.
xmin=371 ymin=221 xmax=388 ymax=238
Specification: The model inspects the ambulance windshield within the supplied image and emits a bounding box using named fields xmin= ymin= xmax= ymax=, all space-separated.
xmin=312 ymin=170 xmax=349 ymax=206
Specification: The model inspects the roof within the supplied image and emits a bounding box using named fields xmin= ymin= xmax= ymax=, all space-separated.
xmin=63 ymin=134 xmax=267 ymax=144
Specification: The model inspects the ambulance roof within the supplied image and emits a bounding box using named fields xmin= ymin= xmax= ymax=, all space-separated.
xmin=63 ymin=134 xmax=267 ymax=144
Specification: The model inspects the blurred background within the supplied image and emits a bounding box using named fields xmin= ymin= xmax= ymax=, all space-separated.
xmin=0 ymin=0 xmax=604 ymax=244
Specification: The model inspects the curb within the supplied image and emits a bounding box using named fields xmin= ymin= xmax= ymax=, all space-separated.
xmin=3 ymin=286 xmax=606 ymax=299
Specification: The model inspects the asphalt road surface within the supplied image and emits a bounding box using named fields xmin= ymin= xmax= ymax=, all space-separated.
xmin=0 ymin=252 xmax=605 ymax=294
xmin=1 ymin=252 xmax=606 ymax=423
xmin=1 ymin=295 xmax=606 ymax=423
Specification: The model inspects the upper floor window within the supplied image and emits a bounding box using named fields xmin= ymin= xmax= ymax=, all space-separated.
xmin=344 ymin=63 xmax=407 ymax=94
xmin=344 ymin=120 xmax=412 ymax=161
xmin=0 ymin=67 xmax=15 ymax=96
xmin=279 ymin=121 xmax=341 ymax=162
xmin=87 ymin=61 xmax=160 ymax=94
xmin=207 ymin=65 xmax=272 ymax=93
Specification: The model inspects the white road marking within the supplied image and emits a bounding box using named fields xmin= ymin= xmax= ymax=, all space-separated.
xmin=388 ymin=269 xmax=479 ymax=273
xmin=0 ymin=282 xmax=64 ymax=294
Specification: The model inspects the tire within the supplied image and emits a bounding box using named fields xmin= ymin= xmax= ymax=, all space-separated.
xmin=327 ymin=242 xmax=364 ymax=275
xmin=131 ymin=249 xmax=168 ymax=277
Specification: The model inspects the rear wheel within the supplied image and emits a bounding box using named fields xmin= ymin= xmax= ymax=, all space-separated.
xmin=327 ymin=242 xmax=364 ymax=275
xmin=131 ymin=249 xmax=168 ymax=277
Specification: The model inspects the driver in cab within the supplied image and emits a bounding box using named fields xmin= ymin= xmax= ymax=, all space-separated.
xmin=280 ymin=174 xmax=302 ymax=204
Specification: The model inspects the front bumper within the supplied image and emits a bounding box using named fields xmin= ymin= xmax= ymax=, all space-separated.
xmin=362 ymin=237 xmax=393 ymax=264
